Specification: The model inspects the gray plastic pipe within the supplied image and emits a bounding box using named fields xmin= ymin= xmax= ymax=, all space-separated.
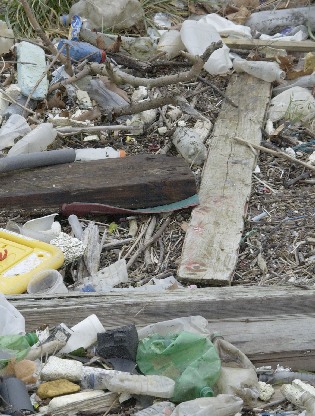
xmin=0 ymin=148 xmax=76 ymax=173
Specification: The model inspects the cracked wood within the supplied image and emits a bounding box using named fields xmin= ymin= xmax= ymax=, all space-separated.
xmin=178 ymin=74 xmax=271 ymax=284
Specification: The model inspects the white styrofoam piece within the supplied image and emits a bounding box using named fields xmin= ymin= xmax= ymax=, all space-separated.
xmin=16 ymin=41 xmax=48 ymax=100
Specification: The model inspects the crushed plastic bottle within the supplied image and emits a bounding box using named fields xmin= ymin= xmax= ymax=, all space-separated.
xmin=135 ymin=401 xmax=175 ymax=416
xmin=245 ymin=6 xmax=315 ymax=35
xmin=0 ymin=332 xmax=38 ymax=368
xmin=170 ymin=394 xmax=243 ymax=416
xmin=137 ymin=331 xmax=221 ymax=403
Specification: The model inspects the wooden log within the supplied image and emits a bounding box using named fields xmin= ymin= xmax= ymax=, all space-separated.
xmin=178 ymin=74 xmax=271 ymax=284
xmin=0 ymin=154 xmax=196 ymax=211
xmin=8 ymin=285 xmax=315 ymax=371
xmin=223 ymin=37 xmax=315 ymax=52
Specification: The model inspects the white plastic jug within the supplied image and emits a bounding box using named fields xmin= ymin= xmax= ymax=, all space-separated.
xmin=180 ymin=20 xmax=232 ymax=75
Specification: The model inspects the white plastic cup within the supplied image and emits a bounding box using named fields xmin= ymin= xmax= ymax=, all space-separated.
xmin=59 ymin=314 xmax=105 ymax=353
xmin=27 ymin=269 xmax=68 ymax=295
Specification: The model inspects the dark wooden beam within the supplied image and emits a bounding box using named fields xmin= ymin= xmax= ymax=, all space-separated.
xmin=0 ymin=154 xmax=196 ymax=210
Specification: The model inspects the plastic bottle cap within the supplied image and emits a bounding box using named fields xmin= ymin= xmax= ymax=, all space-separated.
xmin=200 ymin=386 xmax=213 ymax=397
xmin=119 ymin=150 xmax=126 ymax=158
xmin=25 ymin=332 xmax=38 ymax=346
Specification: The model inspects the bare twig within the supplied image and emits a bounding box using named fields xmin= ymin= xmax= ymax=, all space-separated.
xmin=234 ymin=136 xmax=315 ymax=174
xmin=56 ymin=125 xmax=143 ymax=134
xmin=20 ymin=0 xmax=67 ymax=64
xmin=127 ymin=216 xmax=171 ymax=269
xmin=103 ymin=238 xmax=134 ymax=250
xmin=144 ymin=216 xmax=157 ymax=271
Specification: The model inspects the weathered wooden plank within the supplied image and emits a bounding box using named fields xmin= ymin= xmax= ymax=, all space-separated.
xmin=0 ymin=154 xmax=196 ymax=210
xmin=178 ymin=74 xmax=271 ymax=284
xmin=223 ymin=37 xmax=315 ymax=52
xmin=8 ymin=286 xmax=315 ymax=370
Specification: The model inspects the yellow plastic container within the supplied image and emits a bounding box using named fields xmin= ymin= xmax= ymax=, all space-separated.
xmin=0 ymin=229 xmax=64 ymax=295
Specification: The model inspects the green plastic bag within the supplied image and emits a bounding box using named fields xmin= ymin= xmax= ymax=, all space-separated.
xmin=136 ymin=331 xmax=221 ymax=403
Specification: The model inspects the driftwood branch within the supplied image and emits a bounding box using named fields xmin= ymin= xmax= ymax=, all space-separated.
xmin=48 ymin=41 xmax=222 ymax=94
xmin=234 ymin=136 xmax=315 ymax=174
xmin=20 ymin=0 xmax=67 ymax=64
xmin=101 ymin=42 xmax=222 ymax=87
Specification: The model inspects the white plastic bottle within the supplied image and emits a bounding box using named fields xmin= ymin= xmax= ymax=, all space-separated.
xmin=233 ymin=59 xmax=285 ymax=82
xmin=81 ymin=366 xmax=175 ymax=398
xmin=59 ymin=314 xmax=105 ymax=354
xmin=180 ymin=20 xmax=232 ymax=75
xmin=134 ymin=402 xmax=175 ymax=415
xmin=171 ymin=395 xmax=243 ymax=416
xmin=172 ymin=127 xmax=207 ymax=166
xmin=75 ymin=147 xmax=126 ymax=161
xmin=7 ymin=123 xmax=57 ymax=156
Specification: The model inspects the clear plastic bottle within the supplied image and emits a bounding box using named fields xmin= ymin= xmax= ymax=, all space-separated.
xmin=233 ymin=59 xmax=285 ymax=82
xmin=245 ymin=6 xmax=315 ymax=35
xmin=75 ymin=147 xmax=126 ymax=161
xmin=7 ymin=123 xmax=57 ymax=156
xmin=81 ymin=366 xmax=175 ymax=398
xmin=273 ymin=72 xmax=315 ymax=95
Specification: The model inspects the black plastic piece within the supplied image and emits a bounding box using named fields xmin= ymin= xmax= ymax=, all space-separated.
xmin=97 ymin=324 xmax=138 ymax=372
xmin=0 ymin=377 xmax=34 ymax=415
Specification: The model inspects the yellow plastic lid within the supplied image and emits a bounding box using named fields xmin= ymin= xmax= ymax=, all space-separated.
xmin=0 ymin=229 xmax=64 ymax=295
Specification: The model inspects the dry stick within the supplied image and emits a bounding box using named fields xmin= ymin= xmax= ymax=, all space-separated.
xmin=234 ymin=136 xmax=315 ymax=174
xmin=23 ymin=44 xmax=67 ymax=116
xmin=123 ymin=220 xmax=150 ymax=260
xmin=103 ymin=238 xmax=134 ymax=250
xmin=127 ymin=216 xmax=171 ymax=269
xmin=20 ymin=0 xmax=67 ymax=64
xmin=56 ymin=125 xmax=143 ymax=134
xmin=198 ymin=76 xmax=238 ymax=108
xmin=144 ymin=216 xmax=157 ymax=271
